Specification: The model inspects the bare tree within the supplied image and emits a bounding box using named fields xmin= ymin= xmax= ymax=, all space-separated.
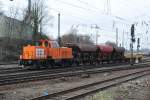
xmin=0 ymin=1 xmax=3 ymax=14
xmin=24 ymin=0 xmax=53 ymax=41
xmin=61 ymin=28 xmax=94 ymax=46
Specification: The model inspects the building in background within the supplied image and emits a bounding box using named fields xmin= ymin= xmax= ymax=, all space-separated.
xmin=0 ymin=14 xmax=33 ymax=61
xmin=0 ymin=14 xmax=33 ymax=40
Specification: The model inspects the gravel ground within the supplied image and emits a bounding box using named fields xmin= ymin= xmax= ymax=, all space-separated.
xmin=0 ymin=68 xmax=150 ymax=100
xmin=83 ymin=75 xmax=150 ymax=100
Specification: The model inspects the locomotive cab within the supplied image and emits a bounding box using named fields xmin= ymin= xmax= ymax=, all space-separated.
xmin=36 ymin=40 xmax=59 ymax=48
xmin=19 ymin=39 xmax=73 ymax=69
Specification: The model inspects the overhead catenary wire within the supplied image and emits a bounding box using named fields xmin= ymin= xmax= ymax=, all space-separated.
xmin=51 ymin=10 xmax=116 ymax=34
xmin=55 ymin=0 xmax=101 ymax=13
xmin=50 ymin=0 xmax=132 ymax=44
xmin=75 ymin=0 xmax=104 ymax=13
xmin=52 ymin=0 xmax=149 ymax=48
xmin=4 ymin=0 xmax=150 ymax=48
xmin=54 ymin=0 xmax=131 ymax=25
xmin=50 ymin=8 xmax=120 ymax=30
xmin=51 ymin=8 xmax=102 ymax=24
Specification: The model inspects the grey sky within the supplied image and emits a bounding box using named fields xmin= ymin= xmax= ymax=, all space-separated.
xmin=1 ymin=0 xmax=150 ymax=49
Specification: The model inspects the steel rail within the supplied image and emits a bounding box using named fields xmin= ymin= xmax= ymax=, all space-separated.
xmin=0 ymin=61 xmax=128 ymax=74
xmin=0 ymin=61 xmax=133 ymax=76
xmin=32 ymin=68 xmax=150 ymax=100
xmin=0 ymin=58 xmax=149 ymax=75
xmin=0 ymin=62 xmax=150 ymax=86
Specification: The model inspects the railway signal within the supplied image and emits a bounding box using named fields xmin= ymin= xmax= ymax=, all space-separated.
xmin=130 ymin=24 xmax=135 ymax=65
xmin=137 ymin=38 xmax=140 ymax=52
xmin=131 ymin=24 xmax=135 ymax=37
xmin=131 ymin=24 xmax=135 ymax=42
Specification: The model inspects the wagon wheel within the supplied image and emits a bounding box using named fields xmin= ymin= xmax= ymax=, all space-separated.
xmin=75 ymin=52 xmax=80 ymax=66
xmin=96 ymin=49 xmax=101 ymax=65
xmin=72 ymin=47 xmax=80 ymax=67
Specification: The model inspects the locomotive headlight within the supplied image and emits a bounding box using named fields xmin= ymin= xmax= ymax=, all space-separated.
xmin=20 ymin=55 xmax=23 ymax=59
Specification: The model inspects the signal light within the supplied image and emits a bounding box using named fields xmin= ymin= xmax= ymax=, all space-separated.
xmin=132 ymin=38 xmax=135 ymax=42
xmin=131 ymin=24 xmax=135 ymax=37
xmin=137 ymin=38 xmax=140 ymax=44
xmin=137 ymin=38 xmax=140 ymax=47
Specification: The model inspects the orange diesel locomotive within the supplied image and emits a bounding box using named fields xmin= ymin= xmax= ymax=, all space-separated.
xmin=19 ymin=40 xmax=73 ymax=68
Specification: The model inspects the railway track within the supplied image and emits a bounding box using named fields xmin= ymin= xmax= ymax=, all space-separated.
xmin=0 ymin=67 xmax=24 ymax=74
xmin=0 ymin=63 xmax=119 ymax=75
xmin=32 ymin=67 xmax=150 ymax=100
xmin=0 ymin=61 xmax=150 ymax=86
xmin=0 ymin=62 xmax=17 ymax=65
xmin=0 ymin=56 xmax=149 ymax=74
xmin=0 ymin=58 xmax=150 ymax=75
xmin=0 ymin=61 xmax=136 ymax=75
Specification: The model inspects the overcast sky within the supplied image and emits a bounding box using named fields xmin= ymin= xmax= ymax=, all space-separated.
xmin=1 ymin=0 xmax=150 ymax=49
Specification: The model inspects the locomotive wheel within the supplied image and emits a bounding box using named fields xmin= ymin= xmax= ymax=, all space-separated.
xmin=33 ymin=63 xmax=40 ymax=69
xmin=61 ymin=60 xmax=65 ymax=67
xmin=48 ymin=60 xmax=55 ymax=69
xmin=60 ymin=60 xmax=70 ymax=67
xmin=26 ymin=63 xmax=40 ymax=70
xmin=76 ymin=56 xmax=80 ymax=66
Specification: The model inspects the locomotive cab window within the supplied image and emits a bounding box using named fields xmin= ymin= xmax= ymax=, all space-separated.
xmin=51 ymin=41 xmax=59 ymax=48
xmin=45 ymin=41 xmax=49 ymax=47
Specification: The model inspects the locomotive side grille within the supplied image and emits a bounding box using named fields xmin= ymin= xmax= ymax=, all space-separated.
xmin=24 ymin=51 xmax=34 ymax=59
